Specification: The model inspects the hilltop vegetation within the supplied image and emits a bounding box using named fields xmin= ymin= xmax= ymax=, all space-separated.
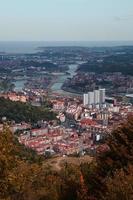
xmin=81 ymin=115 xmax=133 ymax=199
xmin=78 ymin=53 xmax=133 ymax=75
xmin=0 ymin=126 xmax=88 ymax=200
xmin=0 ymin=97 xmax=56 ymax=123
xmin=0 ymin=115 xmax=133 ymax=199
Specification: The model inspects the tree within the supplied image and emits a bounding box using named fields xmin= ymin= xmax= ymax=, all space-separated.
xmin=102 ymin=165 xmax=133 ymax=200
xmin=81 ymin=115 xmax=133 ymax=199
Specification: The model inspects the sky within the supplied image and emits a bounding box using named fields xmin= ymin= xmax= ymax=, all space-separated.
xmin=0 ymin=0 xmax=133 ymax=41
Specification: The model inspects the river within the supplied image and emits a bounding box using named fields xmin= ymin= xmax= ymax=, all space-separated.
xmin=51 ymin=63 xmax=81 ymax=96
xmin=13 ymin=80 xmax=27 ymax=92
xmin=13 ymin=62 xmax=82 ymax=95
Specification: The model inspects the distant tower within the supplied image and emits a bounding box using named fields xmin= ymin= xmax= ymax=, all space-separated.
xmin=84 ymin=89 xmax=105 ymax=107
xmin=88 ymin=91 xmax=94 ymax=105
xmin=94 ymin=90 xmax=100 ymax=104
xmin=99 ymin=88 xmax=105 ymax=104
xmin=83 ymin=93 xmax=88 ymax=106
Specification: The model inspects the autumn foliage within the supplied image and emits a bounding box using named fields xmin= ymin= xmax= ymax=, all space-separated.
xmin=0 ymin=115 xmax=133 ymax=199
xmin=0 ymin=125 xmax=88 ymax=200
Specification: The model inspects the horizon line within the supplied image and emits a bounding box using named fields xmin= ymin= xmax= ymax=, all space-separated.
xmin=0 ymin=40 xmax=133 ymax=42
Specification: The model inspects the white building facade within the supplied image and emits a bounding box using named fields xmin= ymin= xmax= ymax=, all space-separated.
xmin=83 ymin=88 xmax=106 ymax=107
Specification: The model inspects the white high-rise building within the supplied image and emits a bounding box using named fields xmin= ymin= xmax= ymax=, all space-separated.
xmin=88 ymin=91 xmax=94 ymax=105
xmin=83 ymin=93 xmax=88 ymax=106
xmin=83 ymin=88 xmax=106 ymax=107
xmin=94 ymin=90 xmax=100 ymax=104
xmin=99 ymin=88 xmax=105 ymax=104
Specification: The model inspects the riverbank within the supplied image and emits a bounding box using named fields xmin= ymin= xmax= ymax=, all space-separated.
xmin=61 ymin=85 xmax=82 ymax=96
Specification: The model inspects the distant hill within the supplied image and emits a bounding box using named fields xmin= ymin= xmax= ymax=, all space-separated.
xmin=78 ymin=53 xmax=133 ymax=75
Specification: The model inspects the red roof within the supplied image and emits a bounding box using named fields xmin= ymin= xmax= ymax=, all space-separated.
xmin=80 ymin=118 xmax=97 ymax=126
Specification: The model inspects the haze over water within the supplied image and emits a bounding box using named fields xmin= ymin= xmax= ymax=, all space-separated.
xmin=0 ymin=41 xmax=133 ymax=54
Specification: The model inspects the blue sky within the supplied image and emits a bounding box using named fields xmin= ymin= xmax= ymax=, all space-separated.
xmin=0 ymin=0 xmax=133 ymax=41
